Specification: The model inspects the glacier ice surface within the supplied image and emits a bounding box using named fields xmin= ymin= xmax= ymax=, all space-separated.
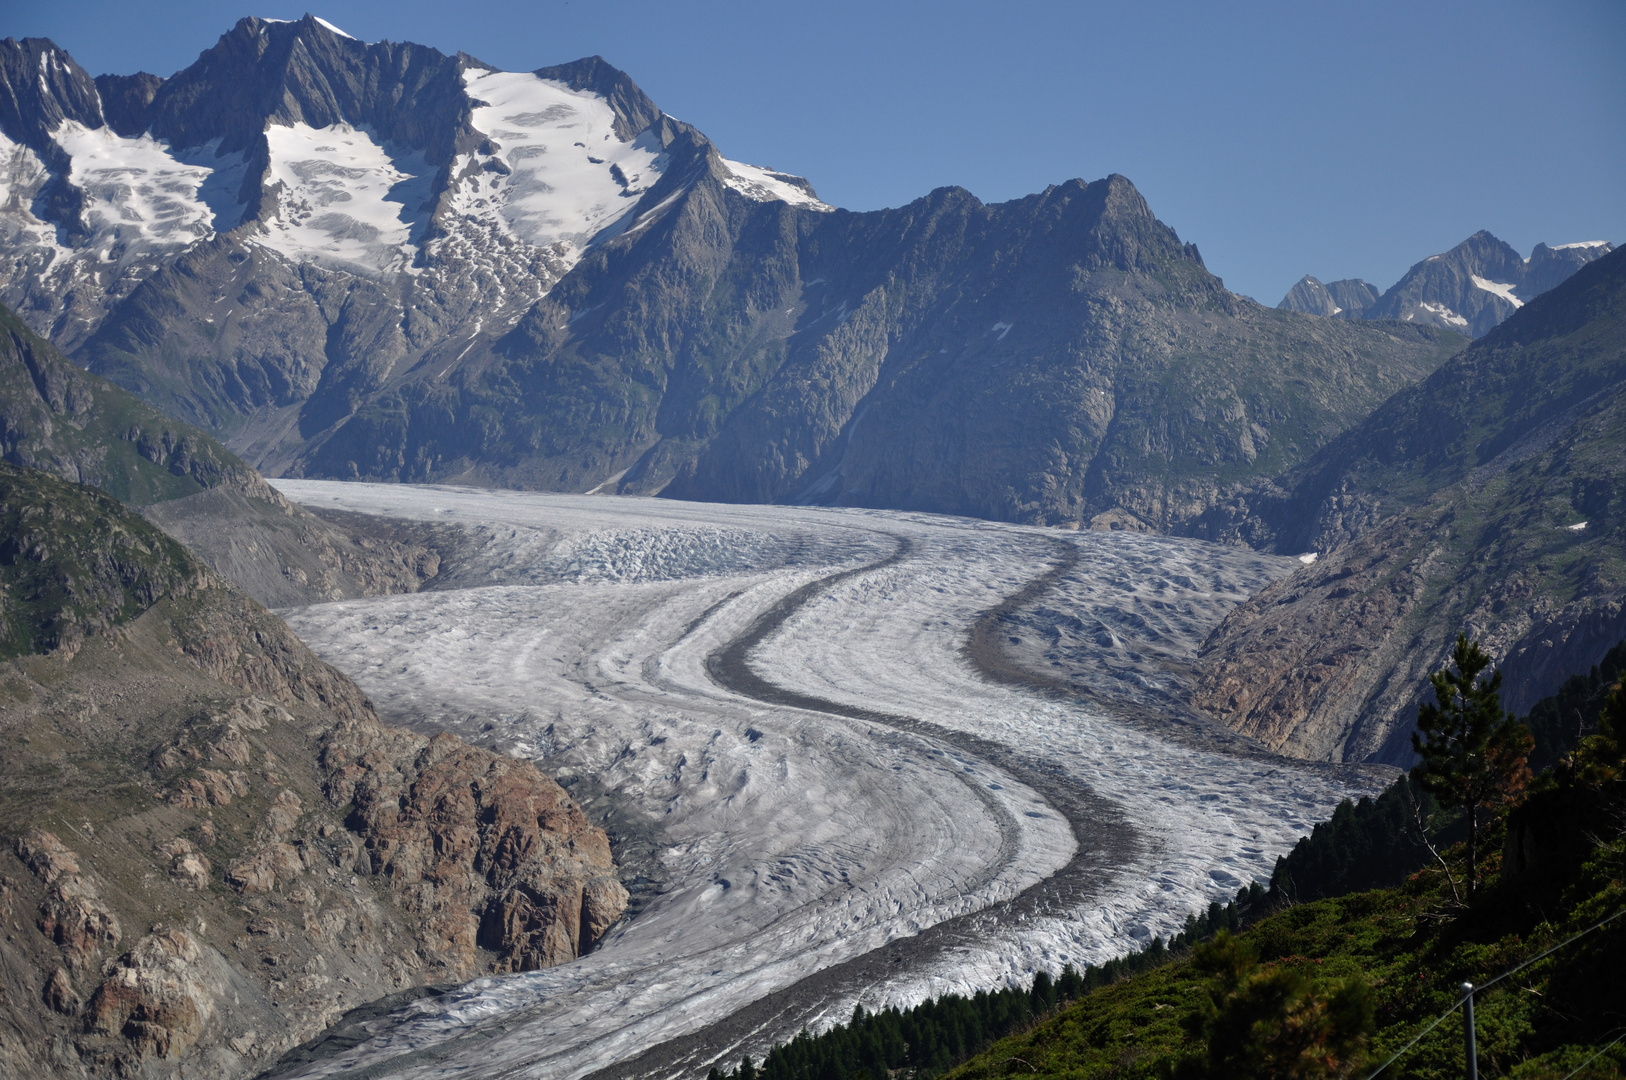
xmin=266 ymin=481 xmax=1386 ymax=1078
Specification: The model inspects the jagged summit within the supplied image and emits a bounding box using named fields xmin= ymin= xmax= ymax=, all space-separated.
xmin=1283 ymin=230 xmax=1614 ymax=337
xmin=1277 ymin=276 xmax=1379 ymax=319
xmin=0 ymin=24 xmax=824 ymax=356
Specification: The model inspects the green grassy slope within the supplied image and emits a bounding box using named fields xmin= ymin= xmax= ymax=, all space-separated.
xmin=0 ymin=461 xmax=205 ymax=659
xmin=0 ymin=301 xmax=255 ymax=505
xmin=947 ymin=786 xmax=1624 ymax=1079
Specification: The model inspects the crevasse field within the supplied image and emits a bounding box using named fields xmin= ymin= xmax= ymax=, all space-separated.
xmin=267 ymin=481 xmax=1385 ymax=1079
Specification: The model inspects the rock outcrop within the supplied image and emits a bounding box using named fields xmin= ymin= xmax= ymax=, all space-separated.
xmin=0 ymin=464 xmax=626 ymax=1079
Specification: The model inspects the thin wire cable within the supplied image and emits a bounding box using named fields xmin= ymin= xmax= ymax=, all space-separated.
xmin=1470 ymin=908 xmax=1622 ymax=995
xmin=1559 ymin=1028 xmax=1625 ymax=1080
xmin=1365 ymin=987 xmax=1473 ymax=1080
xmin=1365 ymin=908 xmax=1625 ymax=1080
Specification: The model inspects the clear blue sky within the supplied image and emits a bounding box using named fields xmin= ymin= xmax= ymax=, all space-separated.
xmin=5 ymin=0 xmax=1623 ymax=303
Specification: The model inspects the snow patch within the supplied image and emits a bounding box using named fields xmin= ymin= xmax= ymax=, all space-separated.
xmin=451 ymin=67 xmax=668 ymax=262
xmin=1298 ymin=552 xmax=1319 ymax=564
xmin=1417 ymin=301 xmax=1469 ymax=330
xmin=1566 ymin=521 xmax=1588 ymax=532
xmin=258 ymin=122 xmax=433 ymax=275
xmin=54 ymin=121 xmax=249 ymax=251
xmin=721 ymin=158 xmax=833 ymax=212
xmin=991 ymin=321 xmax=1013 ymax=340
xmin=1470 ymin=275 xmax=1522 ymax=308
xmin=311 ymin=16 xmax=355 ymax=38
xmin=1552 ymin=241 xmax=1609 ymax=250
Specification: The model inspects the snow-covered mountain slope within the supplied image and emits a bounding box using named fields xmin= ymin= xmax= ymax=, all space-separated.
xmin=266 ymin=481 xmax=1381 ymax=1079
xmin=0 ymin=16 xmax=827 ymax=382
xmin=1287 ymin=230 xmax=1614 ymax=338
xmin=454 ymin=67 xmax=670 ymax=254
xmin=721 ymin=156 xmax=833 ymax=211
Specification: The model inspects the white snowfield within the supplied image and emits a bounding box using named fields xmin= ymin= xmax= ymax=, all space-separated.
xmin=454 ymin=68 xmax=671 ymax=259
xmin=56 ymin=121 xmax=247 ymax=253
xmin=1470 ymin=274 xmax=1523 ymax=308
xmin=720 ymin=158 xmax=834 ymax=212
xmin=260 ymin=122 xmax=433 ymax=274
xmin=1411 ymin=300 xmax=1470 ymax=330
xmin=0 ymin=46 xmax=833 ymax=339
xmin=267 ymin=481 xmax=1383 ymax=1080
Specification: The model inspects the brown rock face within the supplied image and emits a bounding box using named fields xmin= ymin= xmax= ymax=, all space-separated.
xmin=325 ymin=729 xmax=629 ymax=973
xmin=43 ymin=968 xmax=81 ymax=1014
xmin=19 ymin=833 xmax=123 ymax=972
xmin=1 ymin=571 xmax=627 ymax=1079
xmin=83 ymin=928 xmax=214 ymax=1063
xmin=1194 ymin=516 xmax=1429 ymax=762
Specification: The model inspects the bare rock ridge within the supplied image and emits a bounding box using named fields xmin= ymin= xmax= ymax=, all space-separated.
xmin=1200 ymin=246 xmax=1626 ymax=763
xmin=0 ymin=461 xmax=627 ymax=1078
xmin=4 ymin=19 xmax=1460 ymax=532
xmin=1278 ymin=230 xmax=1613 ymax=337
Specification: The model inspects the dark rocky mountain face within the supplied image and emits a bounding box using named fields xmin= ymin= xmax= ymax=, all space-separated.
xmin=3 ymin=18 xmax=1463 ymax=531
xmin=0 ymin=463 xmax=627 ymax=1078
xmin=1198 ymin=247 xmax=1626 ymax=763
xmin=1286 ymin=231 xmax=1614 ymax=339
xmin=1276 ymin=276 xmax=1378 ymax=319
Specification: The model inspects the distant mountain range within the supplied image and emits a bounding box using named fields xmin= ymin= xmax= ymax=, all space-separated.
xmin=1 ymin=15 xmax=1460 ymax=532
xmin=1279 ymin=231 xmax=1613 ymax=337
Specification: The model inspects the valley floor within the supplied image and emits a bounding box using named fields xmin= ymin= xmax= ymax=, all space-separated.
xmin=264 ymin=482 xmax=1387 ymax=1079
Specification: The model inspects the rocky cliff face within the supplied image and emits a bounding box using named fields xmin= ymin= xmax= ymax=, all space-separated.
xmin=3 ymin=18 xmax=1462 ymax=531
xmin=0 ymin=464 xmax=626 ymax=1078
xmin=1198 ymin=248 xmax=1626 ymax=763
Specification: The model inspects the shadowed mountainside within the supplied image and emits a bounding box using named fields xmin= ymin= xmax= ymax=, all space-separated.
xmin=1198 ymin=248 xmax=1626 ymax=763
xmin=1 ymin=300 xmax=440 ymax=606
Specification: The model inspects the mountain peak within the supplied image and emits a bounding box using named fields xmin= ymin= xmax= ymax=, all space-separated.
xmin=1278 ymin=276 xmax=1379 ymax=319
xmin=1365 ymin=229 xmax=1610 ymax=337
xmin=533 ymin=55 xmax=662 ymax=141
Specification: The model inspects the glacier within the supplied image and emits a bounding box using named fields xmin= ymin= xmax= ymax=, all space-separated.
xmin=266 ymin=480 xmax=1387 ymax=1079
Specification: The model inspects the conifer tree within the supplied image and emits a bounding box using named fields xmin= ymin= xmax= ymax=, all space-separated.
xmin=1411 ymin=634 xmax=1534 ymax=897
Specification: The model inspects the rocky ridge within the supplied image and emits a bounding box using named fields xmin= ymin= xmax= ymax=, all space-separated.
xmin=1 ymin=296 xmax=440 ymax=606
xmin=1198 ymin=247 xmax=1626 ymax=763
xmin=1276 ymin=276 xmax=1379 ymax=320
xmin=0 ymin=463 xmax=627 ymax=1078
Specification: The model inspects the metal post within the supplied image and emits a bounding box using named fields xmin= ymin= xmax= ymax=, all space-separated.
xmin=1462 ymin=982 xmax=1478 ymax=1080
